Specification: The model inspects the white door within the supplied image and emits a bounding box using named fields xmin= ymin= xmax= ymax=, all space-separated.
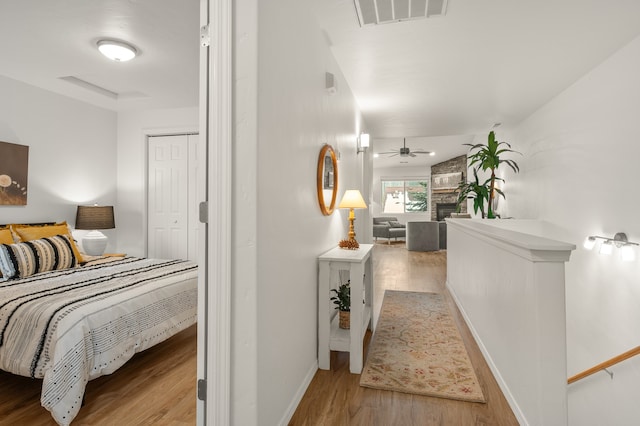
xmin=148 ymin=135 xmax=189 ymax=259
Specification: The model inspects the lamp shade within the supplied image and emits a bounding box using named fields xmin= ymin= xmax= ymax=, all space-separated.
xmin=75 ymin=205 xmax=115 ymax=230
xmin=599 ymin=240 xmax=613 ymax=255
xmin=360 ymin=133 xmax=370 ymax=148
xmin=339 ymin=190 xmax=367 ymax=209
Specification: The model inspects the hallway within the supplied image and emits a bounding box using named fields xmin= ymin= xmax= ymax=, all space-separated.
xmin=289 ymin=243 xmax=518 ymax=426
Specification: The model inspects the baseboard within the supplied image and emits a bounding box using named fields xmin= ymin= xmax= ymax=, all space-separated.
xmin=446 ymin=280 xmax=529 ymax=426
xmin=278 ymin=359 xmax=318 ymax=426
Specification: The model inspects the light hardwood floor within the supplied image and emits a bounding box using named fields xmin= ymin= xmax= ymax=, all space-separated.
xmin=0 ymin=324 xmax=197 ymax=425
xmin=289 ymin=242 xmax=519 ymax=426
xmin=0 ymin=243 xmax=518 ymax=425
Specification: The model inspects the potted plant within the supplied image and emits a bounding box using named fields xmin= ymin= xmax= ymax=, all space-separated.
xmin=455 ymin=169 xmax=505 ymax=218
xmin=330 ymin=280 xmax=351 ymax=329
xmin=464 ymin=131 xmax=520 ymax=218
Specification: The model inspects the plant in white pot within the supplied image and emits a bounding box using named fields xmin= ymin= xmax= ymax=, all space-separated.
xmin=330 ymin=280 xmax=351 ymax=329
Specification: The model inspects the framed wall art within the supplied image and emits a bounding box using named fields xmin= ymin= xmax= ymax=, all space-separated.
xmin=0 ymin=141 xmax=29 ymax=205
xmin=432 ymin=172 xmax=462 ymax=193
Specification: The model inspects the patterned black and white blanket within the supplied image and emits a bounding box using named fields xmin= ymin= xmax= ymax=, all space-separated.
xmin=0 ymin=256 xmax=198 ymax=425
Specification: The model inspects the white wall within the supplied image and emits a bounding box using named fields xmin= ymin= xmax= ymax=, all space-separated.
xmin=230 ymin=0 xmax=368 ymax=424
xmin=116 ymin=107 xmax=198 ymax=257
xmin=372 ymin=165 xmax=431 ymax=224
xmin=0 ymin=75 xmax=117 ymax=250
xmin=502 ymin=34 xmax=640 ymax=426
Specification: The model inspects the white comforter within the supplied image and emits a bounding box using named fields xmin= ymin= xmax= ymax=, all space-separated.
xmin=0 ymin=256 xmax=198 ymax=425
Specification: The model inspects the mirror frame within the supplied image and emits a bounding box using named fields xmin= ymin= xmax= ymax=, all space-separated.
xmin=317 ymin=144 xmax=338 ymax=215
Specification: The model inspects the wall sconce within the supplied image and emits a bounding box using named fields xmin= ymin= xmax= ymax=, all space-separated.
xmin=357 ymin=133 xmax=370 ymax=154
xmin=584 ymin=232 xmax=638 ymax=261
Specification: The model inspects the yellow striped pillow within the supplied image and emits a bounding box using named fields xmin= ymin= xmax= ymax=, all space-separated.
xmin=11 ymin=222 xmax=85 ymax=264
xmin=0 ymin=235 xmax=78 ymax=280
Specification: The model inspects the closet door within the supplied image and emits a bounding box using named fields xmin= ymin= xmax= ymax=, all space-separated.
xmin=148 ymin=135 xmax=189 ymax=259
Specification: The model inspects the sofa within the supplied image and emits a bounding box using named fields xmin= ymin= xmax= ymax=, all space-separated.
xmin=373 ymin=217 xmax=406 ymax=244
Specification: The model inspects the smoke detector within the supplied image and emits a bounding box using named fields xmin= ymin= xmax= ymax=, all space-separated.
xmin=353 ymin=0 xmax=448 ymax=27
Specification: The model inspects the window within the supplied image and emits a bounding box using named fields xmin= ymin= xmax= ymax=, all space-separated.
xmin=381 ymin=179 xmax=429 ymax=213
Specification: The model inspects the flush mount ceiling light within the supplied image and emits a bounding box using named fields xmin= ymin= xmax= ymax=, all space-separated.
xmin=97 ymin=40 xmax=137 ymax=62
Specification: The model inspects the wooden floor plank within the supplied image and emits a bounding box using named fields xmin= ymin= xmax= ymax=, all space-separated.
xmin=0 ymin=324 xmax=196 ymax=425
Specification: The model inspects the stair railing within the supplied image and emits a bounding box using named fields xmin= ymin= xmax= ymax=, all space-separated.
xmin=568 ymin=345 xmax=640 ymax=384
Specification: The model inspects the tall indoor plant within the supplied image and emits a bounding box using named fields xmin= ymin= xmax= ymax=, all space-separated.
xmin=456 ymin=169 xmax=491 ymax=218
xmin=464 ymin=131 xmax=520 ymax=218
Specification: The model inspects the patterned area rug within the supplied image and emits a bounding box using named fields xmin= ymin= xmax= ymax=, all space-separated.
xmin=360 ymin=290 xmax=486 ymax=403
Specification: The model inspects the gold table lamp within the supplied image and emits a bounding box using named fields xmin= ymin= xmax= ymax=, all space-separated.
xmin=338 ymin=189 xmax=367 ymax=249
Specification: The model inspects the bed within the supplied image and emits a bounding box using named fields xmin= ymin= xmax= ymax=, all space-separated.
xmin=0 ymin=223 xmax=198 ymax=425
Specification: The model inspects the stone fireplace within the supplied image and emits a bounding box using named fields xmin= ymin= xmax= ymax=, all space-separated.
xmin=436 ymin=203 xmax=457 ymax=221
xmin=430 ymin=154 xmax=467 ymax=221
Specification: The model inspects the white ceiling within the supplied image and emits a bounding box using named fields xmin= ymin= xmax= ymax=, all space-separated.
xmin=312 ymin=0 xmax=640 ymax=139
xmin=0 ymin=1 xmax=199 ymax=111
xmin=2 ymin=1 xmax=640 ymax=167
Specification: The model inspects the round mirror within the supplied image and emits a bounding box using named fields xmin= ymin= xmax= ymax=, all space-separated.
xmin=317 ymin=144 xmax=338 ymax=215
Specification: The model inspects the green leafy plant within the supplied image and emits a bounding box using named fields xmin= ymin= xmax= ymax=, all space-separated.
xmin=456 ymin=169 xmax=489 ymax=218
xmin=463 ymin=131 xmax=520 ymax=218
xmin=330 ymin=280 xmax=350 ymax=312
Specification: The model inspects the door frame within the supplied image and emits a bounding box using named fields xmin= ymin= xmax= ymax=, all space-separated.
xmin=198 ymin=0 xmax=232 ymax=424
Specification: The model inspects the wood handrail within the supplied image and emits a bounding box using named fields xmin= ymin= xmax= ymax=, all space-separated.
xmin=568 ymin=345 xmax=640 ymax=384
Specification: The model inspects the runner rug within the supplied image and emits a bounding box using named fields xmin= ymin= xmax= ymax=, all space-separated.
xmin=360 ymin=290 xmax=486 ymax=403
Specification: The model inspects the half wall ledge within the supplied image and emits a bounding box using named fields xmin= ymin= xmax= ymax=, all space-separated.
xmin=445 ymin=218 xmax=576 ymax=426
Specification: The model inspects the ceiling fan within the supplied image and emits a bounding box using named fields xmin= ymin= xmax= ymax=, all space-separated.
xmin=378 ymin=138 xmax=435 ymax=158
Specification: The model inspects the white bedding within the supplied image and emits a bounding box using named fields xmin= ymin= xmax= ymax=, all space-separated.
xmin=0 ymin=256 xmax=198 ymax=425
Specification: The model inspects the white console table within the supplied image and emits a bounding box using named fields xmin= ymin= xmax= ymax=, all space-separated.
xmin=318 ymin=244 xmax=374 ymax=374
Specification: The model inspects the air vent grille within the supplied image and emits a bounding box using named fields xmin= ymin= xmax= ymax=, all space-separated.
xmin=354 ymin=0 xmax=448 ymax=27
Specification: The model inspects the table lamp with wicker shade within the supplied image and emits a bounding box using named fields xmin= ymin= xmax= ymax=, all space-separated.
xmin=75 ymin=205 xmax=115 ymax=256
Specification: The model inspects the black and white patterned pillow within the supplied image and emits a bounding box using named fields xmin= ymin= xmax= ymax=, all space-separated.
xmin=0 ymin=235 xmax=78 ymax=280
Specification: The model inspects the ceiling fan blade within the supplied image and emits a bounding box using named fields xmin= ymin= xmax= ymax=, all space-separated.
xmin=410 ymin=153 xmax=416 ymax=157
xmin=378 ymin=151 xmax=399 ymax=155
xmin=388 ymin=153 xmax=399 ymax=157
xmin=413 ymin=151 xmax=433 ymax=155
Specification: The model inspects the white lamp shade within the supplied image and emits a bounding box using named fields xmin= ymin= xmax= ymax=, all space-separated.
xmin=620 ymin=245 xmax=636 ymax=262
xmin=339 ymin=190 xmax=367 ymax=209
xmin=583 ymin=236 xmax=596 ymax=250
xmin=360 ymin=133 xmax=370 ymax=148
xmin=599 ymin=241 xmax=613 ymax=255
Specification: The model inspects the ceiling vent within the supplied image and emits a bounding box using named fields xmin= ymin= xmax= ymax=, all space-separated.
xmin=59 ymin=76 xmax=118 ymax=99
xmin=354 ymin=0 xmax=448 ymax=27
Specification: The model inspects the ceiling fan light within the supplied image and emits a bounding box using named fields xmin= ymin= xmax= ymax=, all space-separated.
xmin=97 ymin=40 xmax=137 ymax=62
